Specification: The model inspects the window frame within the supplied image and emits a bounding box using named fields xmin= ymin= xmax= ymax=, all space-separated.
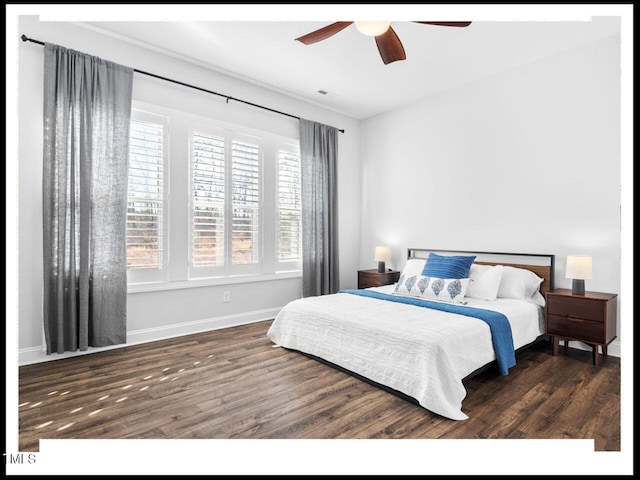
xmin=126 ymin=102 xmax=301 ymax=290
xmin=188 ymin=125 xmax=266 ymax=280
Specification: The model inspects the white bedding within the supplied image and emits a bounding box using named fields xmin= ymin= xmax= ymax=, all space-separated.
xmin=267 ymin=285 xmax=544 ymax=420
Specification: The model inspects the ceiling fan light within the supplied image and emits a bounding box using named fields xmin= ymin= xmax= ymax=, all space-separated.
xmin=355 ymin=21 xmax=390 ymax=37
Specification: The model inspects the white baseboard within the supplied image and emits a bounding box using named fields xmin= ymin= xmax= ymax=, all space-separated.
xmin=18 ymin=307 xmax=281 ymax=366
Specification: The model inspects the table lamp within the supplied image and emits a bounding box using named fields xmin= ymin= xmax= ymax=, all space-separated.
xmin=566 ymin=255 xmax=592 ymax=295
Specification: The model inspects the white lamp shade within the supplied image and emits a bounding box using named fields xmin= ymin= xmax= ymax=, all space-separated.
xmin=374 ymin=246 xmax=391 ymax=262
xmin=355 ymin=21 xmax=391 ymax=37
xmin=565 ymin=255 xmax=593 ymax=280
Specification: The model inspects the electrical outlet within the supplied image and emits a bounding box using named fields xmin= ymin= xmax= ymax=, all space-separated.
xmin=223 ymin=291 xmax=231 ymax=303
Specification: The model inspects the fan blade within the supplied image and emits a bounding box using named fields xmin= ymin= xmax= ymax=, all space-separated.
xmin=414 ymin=21 xmax=472 ymax=27
xmin=375 ymin=26 xmax=406 ymax=65
xmin=295 ymin=22 xmax=353 ymax=45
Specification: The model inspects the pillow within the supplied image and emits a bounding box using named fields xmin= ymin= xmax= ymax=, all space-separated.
xmin=394 ymin=274 xmax=469 ymax=304
xmin=399 ymin=258 xmax=427 ymax=278
xmin=466 ymin=264 xmax=504 ymax=301
xmin=422 ymin=253 xmax=476 ymax=279
xmin=497 ymin=266 xmax=544 ymax=301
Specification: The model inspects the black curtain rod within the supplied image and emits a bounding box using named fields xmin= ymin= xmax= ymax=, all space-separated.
xmin=21 ymin=34 xmax=345 ymax=134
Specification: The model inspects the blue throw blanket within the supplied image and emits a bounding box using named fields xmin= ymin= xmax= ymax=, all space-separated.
xmin=339 ymin=289 xmax=516 ymax=375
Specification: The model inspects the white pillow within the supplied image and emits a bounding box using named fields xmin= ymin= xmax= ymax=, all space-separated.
xmin=497 ymin=266 xmax=544 ymax=301
xmin=399 ymin=258 xmax=427 ymax=278
xmin=466 ymin=264 xmax=504 ymax=301
xmin=394 ymin=274 xmax=469 ymax=304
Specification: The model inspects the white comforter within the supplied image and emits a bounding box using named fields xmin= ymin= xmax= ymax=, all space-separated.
xmin=267 ymin=285 xmax=544 ymax=420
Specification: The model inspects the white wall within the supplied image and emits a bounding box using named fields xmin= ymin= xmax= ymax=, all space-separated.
xmin=17 ymin=16 xmax=362 ymax=364
xmin=360 ymin=35 xmax=622 ymax=355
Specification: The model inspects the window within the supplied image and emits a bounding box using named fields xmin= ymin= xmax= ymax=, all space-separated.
xmin=192 ymin=131 xmax=225 ymax=269
xmin=277 ymin=148 xmax=302 ymax=270
xmin=127 ymin=103 xmax=300 ymax=288
xmin=189 ymin=129 xmax=265 ymax=278
xmin=126 ymin=111 xmax=168 ymax=283
xmin=231 ymin=139 xmax=261 ymax=266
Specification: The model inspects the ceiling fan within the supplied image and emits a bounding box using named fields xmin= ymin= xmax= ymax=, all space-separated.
xmin=295 ymin=21 xmax=472 ymax=65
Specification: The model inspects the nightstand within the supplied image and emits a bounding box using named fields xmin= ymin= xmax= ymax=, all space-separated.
xmin=545 ymin=289 xmax=617 ymax=366
xmin=357 ymin=269 xmax=400 ymax=289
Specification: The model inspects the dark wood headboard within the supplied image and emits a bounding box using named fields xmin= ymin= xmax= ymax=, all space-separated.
xmin=407 ymin=248 xmax=555 ymax=294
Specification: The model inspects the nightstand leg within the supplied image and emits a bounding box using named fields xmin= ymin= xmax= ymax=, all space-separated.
xmin=592 ymin=345 xmax=599 ymax=367
xmin=564 ymin=340 xmax=569 ymax=353
xmin=602 ymin=345 xmax=608 ymax=361
xmin=552 ymin=336 xmax=559 ymax=356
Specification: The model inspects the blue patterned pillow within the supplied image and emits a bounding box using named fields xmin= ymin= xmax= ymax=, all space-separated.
xmin=394 ymin=274 xmax=469 ymax=304
xmin=422 ymin=253 xmax=476 ymax=279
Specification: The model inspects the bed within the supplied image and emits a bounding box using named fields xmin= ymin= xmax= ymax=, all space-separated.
xmin=267 ymin=248 xmax=555 ymax=420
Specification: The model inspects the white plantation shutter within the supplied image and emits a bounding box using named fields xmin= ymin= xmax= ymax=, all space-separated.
xmin=127 ymin=118 xmax=164 ymax=270
xmin=192 ymin=132 xmax=226 ymax=267
xmin=231 ymin=140 xmax=260 ymax=265
xmin=277 ymin=149 xmax=301 ymax=264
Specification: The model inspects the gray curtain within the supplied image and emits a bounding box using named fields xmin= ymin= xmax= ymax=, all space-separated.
xmin=299 ymin=118 xmax=339 ymax=297
xmin=42 ymin=43 xmax=134 ymax=354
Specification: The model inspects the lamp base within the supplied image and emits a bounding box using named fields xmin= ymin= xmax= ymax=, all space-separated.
xmin=572 ymin=279 xmax=585 ymax=295
xmin=377 ymin=261 xmax=386 ymax=273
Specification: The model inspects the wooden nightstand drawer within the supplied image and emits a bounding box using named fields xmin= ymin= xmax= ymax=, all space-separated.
xmin=547 ymin=314 xmax=604 ymax=343
xmin=547 ymin=295 xmax=605 ymax=322
xmin=357 ymin=269 xmax=400 ymax=289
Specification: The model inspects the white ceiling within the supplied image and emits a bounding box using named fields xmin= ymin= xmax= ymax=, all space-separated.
xmin=77 ymin=15 xmax=621 ymax=119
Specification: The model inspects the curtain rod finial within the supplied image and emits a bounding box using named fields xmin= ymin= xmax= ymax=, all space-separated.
xmin=21 ymin=34 xmax=28 ymax=42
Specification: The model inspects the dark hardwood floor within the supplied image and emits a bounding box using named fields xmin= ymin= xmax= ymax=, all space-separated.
xmin=18 ymin=320 xmax=620 ymax=452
